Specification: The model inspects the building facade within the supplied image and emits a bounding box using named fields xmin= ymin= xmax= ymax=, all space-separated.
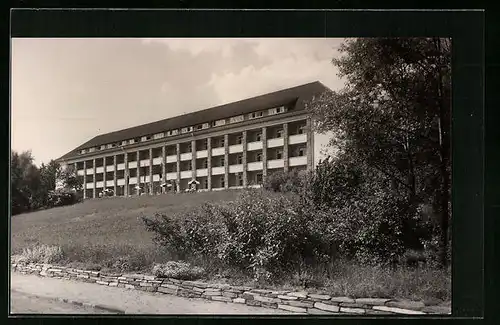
xmin=56 ymin=82 xmax=328 ymax=198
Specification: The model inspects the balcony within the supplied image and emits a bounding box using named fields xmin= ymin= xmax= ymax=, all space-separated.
xmin=140 ymin=159 xmax=149 ymax=167
xmin=289 ymin=133 xmax=307 ymax=145
xmin=105 ymin=165 xmax=114 ymax=172
xmin=267 ymin=138 xmax=284 ymax=148
xmin=229 ymin=144 xmax=243 ymax=154
xmin=153 ymin=157 xmax=162 ymax=165
xmin=129 ymin=177 xmax=137 ymax=185
xmin=166 ymin=172 xmax=177 ymax=180
xmin=289 ymin=156 xmax=307 ymax=166
xmin=180 ymin=171 xmax=193 ymax=179
xmin=212 ymin=166 xmax=225 ymax=175
xmin=86 ymin=168 xmax=94 ymax=175
xmin=96 ymin=181 xmax=104 ymax=188
xmin=267 ymin=159 xmax=284 ymax=169
xmin=85 ymin=183 xmax=93 ymax=189
xmin=153 ymin=174 xmax=161 ymax=182
xmin=196 ymin=150 xmax=208 ymax=159
xmin=247 ymin=161 xmax=263 ymax=171
xmin=197 ymin=168 xmax=208 ymax=177
xmin=96 ymin=166 xmax=104 ymax=174
xmin=247 ymin=141 xmax=262 ymax=151
xmin=180 ymin=152 xmax=192 ymax=161
xmin=128 ymin=161 xmax=137 ymax=169
xmin=117 ymin=179 xmax=125 ymax=186
xmin=229 ymin=164 xmax=243 ymax=173
xmin=77 ymin=170 xmax=84 ymax=176
xmin=211 ymin=147 xmax=225 ymax=157
xmin=166 ymin=155 xmax=177 ymax=163
xmin=117 ymin=163 xmax=125 ymax=170
xmin=106 ymin=180 xmax=114 ymax=187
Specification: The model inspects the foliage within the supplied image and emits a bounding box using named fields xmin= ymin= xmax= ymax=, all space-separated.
xmin=143 ymin=190 xmax=336 ymax=281
xmin=11 ymin=150 xmax=82 ymax=215
xmin=152 ymin=261 xmax=206 ymax=280
xmin=306 ymin=38 xmax=451 ymax=267
xmin=15 ymin=245 xmax=65 ymax=264
xmin=263 ymin=169 xmax=307 ymax=194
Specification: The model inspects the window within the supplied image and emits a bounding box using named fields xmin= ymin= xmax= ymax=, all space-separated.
xmin=256 ymin=173 xmax=263 ymax=183
xmin=236 ymin=135 xmax=243 ymax=144
xmin=203 ymin=160 xmax=208 ymax=168
xmin=141 ymin=136 xmax=147 ymax=142
xmin=268 ymin=108 xmax=277 ymax=115
xmin=276 ymin=129 xmax=284 ymax=138
xmin=186 ymin=162 xmax=192 ymax=170
xmin=237 ymin=155 xmax=243 ymax=164
xmin=213 ymin=119 xmax=226 ymax=127
xmin=220 ymin=157 xmax=225 ymax=167
xmin=256 ymin=152 xmax=262 ymax=162
xmin=100 ymin=145 xmax=106 ymax=150
xmin=298 ymin=148 xmax=305 ymax=156
xmin=256 ymin=133 xmax=262 ymax=141
xmin=238 ymin=174 xmax=243 ymax=186
xmin=204 ymin=179 xmax=208 ymax=189
xmin=122 ymin=141 xmax=128 ymax=146
xmin=220 ymin=138 xmax=225 ymax=147
xmin=249 ymin=111 xmax=264 ymax=119
xmin=153 ymin=133 xmax=164 ymax=139
xmin=298 ymin=125 xmax=305 ymax=134
xmin=129 ymin=139 xmax=135 ymax=144
xmin=276 ymin=106 xmax=286 ymax=114
xmin=186 ymin=144 xmax=192 ymax=152
xmin=80 ymin=149 xmax=87 ymax=154
xmin=181 ymin=126 xmax=193 ymax=134
xmin=276 ymin=149 xmax=283 ymax=160
xmin=196 ymin=124 xmax=203 ymax=130
xmin=229 ymin=115 xmax=244 ymax=123
xmin=220 ymin=176 xmax=225 ymax=188
xmin=202 ymin=123 xmax=210 ymax=129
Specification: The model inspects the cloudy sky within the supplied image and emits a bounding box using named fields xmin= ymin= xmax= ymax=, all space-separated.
xmin=11 ymin=38 xmax=345 ymax=165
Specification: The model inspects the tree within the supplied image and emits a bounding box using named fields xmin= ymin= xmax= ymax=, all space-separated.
xmin=11 ymin=150 xmax=40 ymax=214
xmin=59 ymin=164 xmax=82 ymax=192
xmin=307 ymin=38 xmax=451 ymax=267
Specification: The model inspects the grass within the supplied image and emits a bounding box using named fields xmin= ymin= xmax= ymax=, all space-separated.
xmin=11 ymin=189 xmax=450 ymax=302
xmin=11 ymin=190 xmax=240 ymax=272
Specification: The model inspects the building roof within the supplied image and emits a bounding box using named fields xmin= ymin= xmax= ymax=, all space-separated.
xmin=57 ymin=81 xmax=329 ymax=161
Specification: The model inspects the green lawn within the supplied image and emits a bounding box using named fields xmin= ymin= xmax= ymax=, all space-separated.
xmin=11 ymin=190 xmax=240 ymax=271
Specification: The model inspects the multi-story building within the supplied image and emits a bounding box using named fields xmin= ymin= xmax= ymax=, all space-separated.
xmin=56 ymin=81 xmax=329 ymax=198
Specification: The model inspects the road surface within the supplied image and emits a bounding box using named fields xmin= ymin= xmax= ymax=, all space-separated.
xmin=10 ymin=290 xmax=112 ymax=314
xmin=10 ymin=272 xmax=294 ymax=315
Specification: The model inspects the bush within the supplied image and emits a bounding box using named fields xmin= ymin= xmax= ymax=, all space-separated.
xmin=263 ymin=170 xmax=307 ymax=194
xmin=15 ymin=245 xmax=65 ymax=264
xmin=143 ymin=190 xmax=334 ymax=281
xmin=152 ymin=261 xmax=205 ymax=280
xmin=47 ymin=189 xmax=81 ymax=208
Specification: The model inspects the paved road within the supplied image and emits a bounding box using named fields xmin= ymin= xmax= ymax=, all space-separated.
xmin=10 ymin=273 xmax=294 ymax=315
xmin=10 ymin=290 xmax=112 ymax=314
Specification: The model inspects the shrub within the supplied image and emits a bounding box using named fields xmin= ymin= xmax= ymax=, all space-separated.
xmin=263 ymin=170 xmax=307 ymax=194
xmin=152 ymin=261 xmax=206 ymax=280
xmin=143 ymin=190 xmax=335 ymax=281
xmin=47 ymin=189 xmax=81 ymax=208
xmin=16 ymin=245 xmax=65 ymax=264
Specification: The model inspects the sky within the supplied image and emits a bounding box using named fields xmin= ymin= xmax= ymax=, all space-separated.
xmin=11 ymin=38 xmax=346 ymax=166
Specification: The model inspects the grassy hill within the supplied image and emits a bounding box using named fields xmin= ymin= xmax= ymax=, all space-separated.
xmin=11 ymin=190 xmax=240 ymax=271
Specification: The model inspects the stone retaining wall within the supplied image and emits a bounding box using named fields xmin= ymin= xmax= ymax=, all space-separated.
xmin=11 ymin=263 xmax=450 ymax=315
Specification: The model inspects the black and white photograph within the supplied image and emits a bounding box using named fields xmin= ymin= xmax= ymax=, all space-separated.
xmin=10 ymin=34 xmax=453 ymax=315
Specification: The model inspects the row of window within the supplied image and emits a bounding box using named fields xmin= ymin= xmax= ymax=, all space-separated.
xmin=79 ymin=106 xmax=289 ymax=155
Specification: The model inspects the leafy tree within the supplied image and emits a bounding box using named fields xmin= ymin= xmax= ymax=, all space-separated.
xmin=11 ymin=150 xmax=40 ymax=214
xmin=307 ymin=38 xmax=451 ymax=267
